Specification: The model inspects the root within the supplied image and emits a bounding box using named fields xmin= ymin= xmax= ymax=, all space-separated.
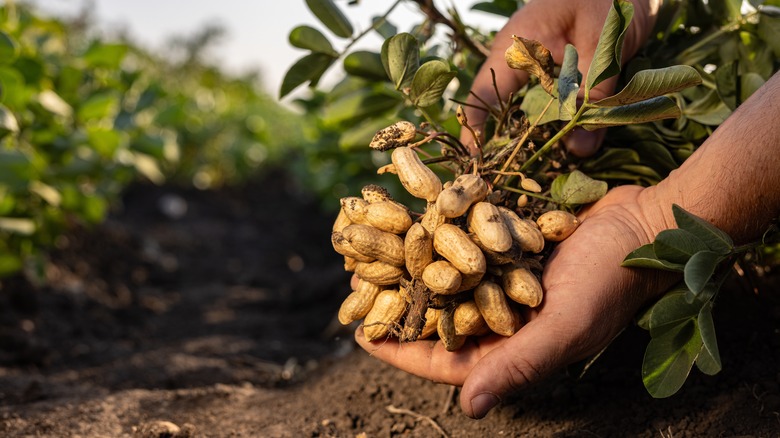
xmin=386 ymin=405 xmax=449 ymax=438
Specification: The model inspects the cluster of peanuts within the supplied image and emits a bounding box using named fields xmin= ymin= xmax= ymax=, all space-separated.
xmin=331 ymin=122 xmax=580 ymax=350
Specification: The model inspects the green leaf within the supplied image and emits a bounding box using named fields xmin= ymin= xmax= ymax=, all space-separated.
xmin=757 ymin=14 xmax=780 ymax=58
xmin=684 ymin=251 xmax=723 ymax=295
xmin=580 ymin=148 xmax=639 ymax=171
xmin=0 ymin=103 xmax=19 ymax=138
xmin=585 ymin=0 xmax=634 ymax=98
xmin=593 ymin=66 xmax=701 ymax=107
xmin=0 ymin=252 xmax=22 ymax=278
xmin=643 ymin=319 xmax=701 ymax=398
xmin=648 ymin=289 xmax=702 ymax=337
xmin=87 ymin=126 xmax=122 ymax=158
xmin=279 ymin=52 xmax=336 ymax=98
xmin=695 ymin=302 xmax=722 ymax=375
xmin=344 ymin=51 xmax=387 ymax=81
xmin=289 ymin=25 xmax=338 ymax=56
xmin=410 ymin=60 xmax=456 ymax=108
xmin=654 ymin=228 xmax=709 ymax=265
xmin=519 ymin=84 xmax=559 ymax=125
xmin=672 ymin=204 xmax=733 ymax=254
xmin=381 ymin=33 xmax=419 ymax=90
xmin=371 ymin=16 xmax=397 ymax=39
xmin=558 ymin=44 xmax=580 ymax=121
xmin=550 ymin=170 xmax=607 ymax=205
xmin=305 ymin=0 xmax=354 ymax=38
xmin=682 ymin=89 xmax=731 ymax=126
xmin=321 ymin=88 xmax=401 ymax=128
xmin=630 ymin=140 xmax=679 ymax=175
xmin=77 ymin=92 xmax=119 ymax=122
xmin=0 ymin=31 xmax=19 ymax=65
xmin=622 ymin=243 xmax=685 ymax=272
xmin=83 ymin=43 xmax=128 ymax=69
xmin=714 ymin=61 xmax=738 ymax=110
xmin=471 ymin=0 xmax=520 ymax=17
xmin=578 ymin=96 xmax=681 ymax=130
xmin=741 ymin=72 xmax=765 ymax=103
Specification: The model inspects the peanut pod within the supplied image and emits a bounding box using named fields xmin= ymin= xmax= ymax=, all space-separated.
xmin=502 ymin=264 xmax=543 ymax=307
xmin=363 ymin=289 xmax=407 ymax=341
xmin=354 ymin=260 xmax=405 ymax=285
xmin=537 ymin=210 xmax=580 ymax=242
xmin=436 ymin=174 xmax=488 ymax=218
xmin=420 ymin=201 xmax=446 ymax=234
xmin=391 ymin=146 xmax=442 ymax=202
xmin=369 ymin=121 xmax=417 ymax=151
xmin=365 ymin=201 xmax=412 ymax=234
xmin=404 ymin=223 xmax=433 ymax=279
xmin=471 ymin=234 xmax=523 ymax=266
xmin=467 ymin=202 xmax=512 ymax=252
xmin=474 ymin=280 xmax=515 ymax=337
xmin=331 ymin=232 xmax=375 ymax=263
xmin=422 ymin=260 xmax=462 ymax=295
xmin=453 ymin=300 xmax=487 ymax=336
xmin=437 ymin=306 xmax=466 ymax=351
xmin=343 ymin=224 xmax=405 ymax=267
xmin=433 ymin=224 xmax=486 ymax=276
xmin=332 ymin=207 xmax=352 ymax=233
xmin=498 ymin=206 xmax=545 ymax=253
xmin=419 ymin=307 xmax=440 ymax=339
xmin=338 ymin=280 xmax=383 ymax=325
xmin=340 ymin=197 xmax=369 ymax=224
xmin=361 ymin=184 xmax=393 ymax=204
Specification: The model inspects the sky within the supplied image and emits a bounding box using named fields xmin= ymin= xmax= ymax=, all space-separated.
xmin=30 ymin=0 xmax=505 ymax=101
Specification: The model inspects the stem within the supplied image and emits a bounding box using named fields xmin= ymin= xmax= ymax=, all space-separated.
xmin=519 ymin=101 xmax=589 ymax=172
xmin=409 ymin=0 xmax=490 ymax=59
xmin=496 ymin=185 xmax=556 ymax=203
xmin=493 ymin=96 xmax=555 ymax=185
xmin=674 ymin=10 xmax=759 ymax=64
xmin=341 ymin=0 xmax=404 ymax=55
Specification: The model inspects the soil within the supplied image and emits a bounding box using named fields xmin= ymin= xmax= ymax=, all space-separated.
xmin=1 ymin=168 xmax=779 ymax=437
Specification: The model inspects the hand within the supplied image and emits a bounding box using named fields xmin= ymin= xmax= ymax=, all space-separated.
xmin=355 ymin=184 xmax=677 ymax=418
xmin=461 ymin=0 xmax=660 ymax=157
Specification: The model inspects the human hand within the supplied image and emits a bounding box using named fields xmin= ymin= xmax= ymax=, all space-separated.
xmin=461 ymin=0 xmax=660 ymax=157
xmin=355 ymin=184 xmax=677 ymax=418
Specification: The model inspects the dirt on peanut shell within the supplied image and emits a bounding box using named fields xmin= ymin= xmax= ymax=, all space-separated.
xmin=1 ymin=168 xmax=779 ymax=437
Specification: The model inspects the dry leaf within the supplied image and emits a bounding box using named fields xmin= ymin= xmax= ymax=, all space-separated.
xmin=505 ymin=35 xmax=555 ymax=95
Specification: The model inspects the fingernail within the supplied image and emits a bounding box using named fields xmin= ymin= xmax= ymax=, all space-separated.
xmin=470 ymin=393 xmax=500 ymax=419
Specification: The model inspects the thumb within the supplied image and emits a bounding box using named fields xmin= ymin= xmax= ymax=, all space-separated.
xmin=458 ymin=314 xmax=582 ymax=419
xmin=563 ymin=76 xmax=617 ymax=157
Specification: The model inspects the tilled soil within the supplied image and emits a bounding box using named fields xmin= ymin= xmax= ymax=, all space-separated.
xmin=0 ymin=169 xmax=779 ymax=437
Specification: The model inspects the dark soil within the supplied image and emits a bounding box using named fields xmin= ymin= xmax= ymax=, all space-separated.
xmin=1 ymin=168 xmax=779 ymax=437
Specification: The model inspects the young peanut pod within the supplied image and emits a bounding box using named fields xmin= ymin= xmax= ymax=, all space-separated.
xmin=354 ymin=260 xmax=405 ymax=285
xmin=342 ymin=224 xmax=405 ymax=267
xmin=338 ymin=280 xmax=383 ymax=325
xmin=438 ymin=307 xmax=466 ymax=351
xmin=422 ymin=260 xmax=462 ymax=295
xmin=365 ymin=201 xmax=412 ymax=234
xmin=419 ymin=307 xmax=440 ymax=339
xmin=331 ymin=232 xmax=375 ymax=263
xmin=404 ymin=223 xmax=433 ymax=279
xmin=436 ymin=174 xmax=489 ymax=218
xmin=420 ymin=201 xmax=446 ymax=234
xmin=340 ymin=197 xmax=369 ymax=225
xmin=454 ymin=300 xmax=488 ymax=336
xmin=391 ymin=146 xmax=442 ymax=202
xmin=498 ymin=206 xmax=545 ymax=253
xmin=474 ymin=280 xmax=516 ymax=337
xmin=363 ymin=289 xmax=407 ymax=341
xmin=520 ymin=177 xmax=542 ymax=193
xmin=433 ymin=224 xmax=486 ymax=276
xmin=369 ymin=121 xmax=417 ymax=151
xmin=332 ymin=207 xmax=352 ymax=233
xmin=467 ymin=202 xmax=513 ymax=252
xmin=502 ymin=264 xmax=543 ymax=307
xmin=537 ymin=210 xmax=580 ymax=242
xmin=361 ymin=184 xmax=393 ymax=204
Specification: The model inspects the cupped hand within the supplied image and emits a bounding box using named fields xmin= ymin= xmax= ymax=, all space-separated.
xmin=355 ymin=185 xmax=677 ymax=419
xmin=461 ymin=0 xmax=660 ymax=157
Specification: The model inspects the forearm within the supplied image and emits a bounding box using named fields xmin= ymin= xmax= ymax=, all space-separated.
xmin=642 ymin=72 xmax=780 ymax=243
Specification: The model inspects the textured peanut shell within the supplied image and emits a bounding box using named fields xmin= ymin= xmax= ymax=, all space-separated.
xmin=498 ymin=206 xmax=545 ymax=253
xmin=422 ymin=260 xmax=462 ymax=295
xmin=419 ymin=307 xmax=440 ymax=339
xmin=391 ymin=147 xmax=442 ymax=202
xmin=420 ymin=201 xmax=446 ymax=234
xmin=437 ymin=307 xmax=466 ymax=351
xmin=343 ymin=224 xmax=405 ymax=267
xmin=502 ymin=265 xmax=543 ymax=307
xmin=456 ymin=271 xmax=485 ymax=293
xmin=474 ymin=280 xmax=515 ymax=336
xmin=343 ymin=256 xmax=358 ymax=272
xmin=537 ymin=210 xmax=580 ymax=242
xmin=365 ymin=201 xmax=412 ymax=234
xmin=338 ymin=280 xmax=383 ymax=325
xmin=369 ymin=121 xmax=416 ymax=151
xmin=521 ymin=177 xmax=542 ymax=193
xmin=332 ymin=208 xmax=352 ymax=233
xmin=331 ymin=232 xmax=375 ymax=263
xmin=361 ymin=184 xmax=393 ymax=204
xmin=433 ymin=224 xmax=486 ymax=276
xmin=436 ymin=174 xmax=488 ymax=218
xmin=467 ymin=202 xmax=513 ymax=252
xmin=363 ymin=289 xmax=407 ymax=341
xmin=404 ymin=223 xmax=433 ymax=279
xmin=340 ymin=197 xmax=369 ymax=224
xmin=453 ymin=300 xmax=487 ymax=336
xmin=354 ymin=260 xmax=405 ymax=285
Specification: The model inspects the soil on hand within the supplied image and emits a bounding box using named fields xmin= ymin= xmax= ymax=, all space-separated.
xmin=1 ymin=169 xmax=779 ymax=437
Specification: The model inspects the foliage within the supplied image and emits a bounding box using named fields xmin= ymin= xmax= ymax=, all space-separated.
xmin=284 ymin=0 xmax=780 ymax=398
xmin=0 ymin=3 xmax=304 ymax=279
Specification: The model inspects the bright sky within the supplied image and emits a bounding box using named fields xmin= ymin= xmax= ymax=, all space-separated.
xmin=30 ymin=0 xmax=505 ymax=100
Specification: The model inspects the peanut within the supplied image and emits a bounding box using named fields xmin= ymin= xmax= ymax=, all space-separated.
xmin=370 ymin=121 xmax=417 ymax=151
xmin=502 ymin=264 xmax=543 ymax=307
xmin=498 ymin=206 xmax=545 ymax=253
xmin=404 ymin=223 xmax=433 ymax=279
xmin=433 ymin=223 xmax=486 ymax=276
xmin=361 ymin=184 xmax=393 ymax=204
xmin=365 ymin=201 xmax=412 ymax=234
xmin=363 ymin=289 xmax=407 ymax=341
xmin=331 ymin=232 xmax=375 ymax=263
xmin=521 ymin=177 xmax=542 ymax=193
xmin=420 ymin=201 xmax=446 ymax=234
xmin=471 ymin=233 xmax=522 ymax=265
xmin=422 ymin=260 xmax=462 ymax=295
xmin=332 ymin=207 xmax=352 ymax=233
xmin=456 ymin=271 xmax=485 ymax=292
xmin=419 ymin=307 xmax=440 ymax=339
xmin=436 ymin=174 xmax=488 ymax=218
xmin=467 ymin=202 xmax=512 ymax=252
xmin=437 ymin=306 xmax=466 ymax=351
xmin=338 ymin=280 xmax=383 ymax=324
xmin=474 ymin=280 xmax=515 ymax=336
xmin=453 ymin=300 xmax=487 ymax=336
xmin=536 ymin=210 xmax=580 ymax=242
xmin=343 ymin=256 xmax=358 ymax=272
xmin=342 ymin=224 xmax=405 ymax=267
xmin=391 ymin=146 xmax=442 ymax=202
xmin=354 ymin=260 xmax=405 ymax=285
xmin=340 ymin=197 xmax=369 ymax=224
